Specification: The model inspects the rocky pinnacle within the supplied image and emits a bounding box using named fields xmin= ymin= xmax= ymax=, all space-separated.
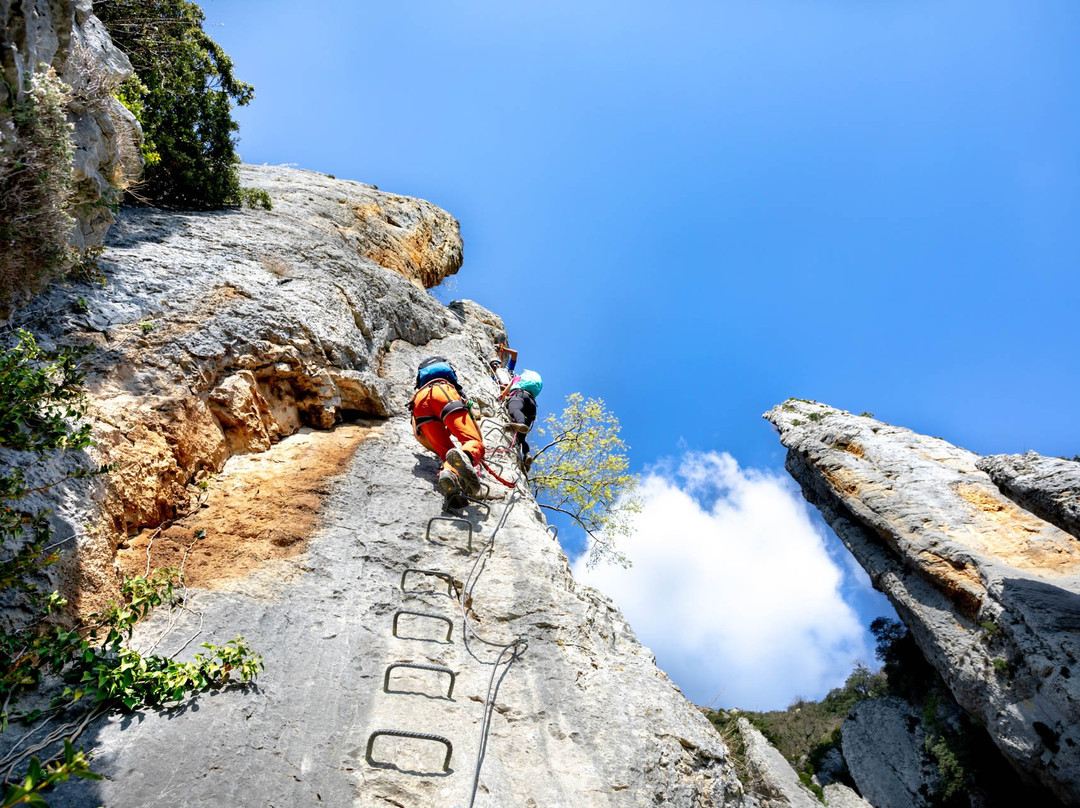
xmin=765 ymin=400 xmax=1080 ymax=807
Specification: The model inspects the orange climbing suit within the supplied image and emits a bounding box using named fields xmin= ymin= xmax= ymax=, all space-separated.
xmin=410 ymin=380 xmax=485 ymax=471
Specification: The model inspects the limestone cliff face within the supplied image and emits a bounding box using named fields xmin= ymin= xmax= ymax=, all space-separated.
xmin=977 ymin=452 xmax=1080 ymax=541
xmin=12 ymin=164 xmax=464 ymax=608
xmin=13 ymin=166 xmax=746 ymax=806
xmin=0 ymin=0 xmax=142 ymax=246
xmin=765 ymin=400 xmax=1080 ymax=806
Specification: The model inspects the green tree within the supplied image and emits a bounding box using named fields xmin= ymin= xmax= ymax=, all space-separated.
xmin=95 ymin=0 xmax=254 ymax=208
xmin=528 ymin=393 xmax=641 ymax=567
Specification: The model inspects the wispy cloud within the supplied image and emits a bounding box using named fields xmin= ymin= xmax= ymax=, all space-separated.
xmin=571 ymin=451 xmax=872 ymax=711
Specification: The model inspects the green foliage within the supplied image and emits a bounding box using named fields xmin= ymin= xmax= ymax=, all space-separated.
xmin=870 ymin=616 xmax=937 ymax=698
xmin=797 ymin=769 xmax=825 ymax=803
xmin=0 ymin=332 xmax=97 ymax=599
xmin=528 ymin=393 xmax=641 ymax=567
xmin=0 ymin=67 xmax=76 ymax=311
xmin=96 ymin=0 xmax=255 ymax=208
xmin=1 ymin=741 xmax=100 ymax=808
xmin=920 ymin=692 xmax=976 ymax=808
xmin=234 ymin=187 xmax=272 ymax=210
xmin=721 ymin=663 xmax=885 ymax=778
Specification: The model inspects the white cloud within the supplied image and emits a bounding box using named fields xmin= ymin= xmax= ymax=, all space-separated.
xmin=571 ymin=451 xmax=872 ymax=711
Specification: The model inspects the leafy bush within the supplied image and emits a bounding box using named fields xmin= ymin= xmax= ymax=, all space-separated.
xmin=0 ymin=68 xmax=76 ymax=313
xmin=96 ymin=0 xmax=258 ymax=209
xmin=528 ymin=393 xmax=641 ymax=567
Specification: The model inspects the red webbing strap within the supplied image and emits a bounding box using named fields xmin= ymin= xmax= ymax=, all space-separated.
xmin=480 ymin=458 xmax=517 ymax=489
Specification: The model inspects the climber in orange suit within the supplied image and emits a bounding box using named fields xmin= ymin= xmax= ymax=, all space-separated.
xmin=409 ymin=357 xmax=484 ymax=498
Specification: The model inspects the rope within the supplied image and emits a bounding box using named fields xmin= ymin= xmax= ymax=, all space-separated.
xmin=479 ymin=458 xmax=517 ymax=489
xmin=454 ymin=487 xmax=527 ymax=808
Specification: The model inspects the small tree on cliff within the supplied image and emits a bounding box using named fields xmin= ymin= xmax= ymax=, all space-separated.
xmin=528 ymin=393 xmax=641 ymax=567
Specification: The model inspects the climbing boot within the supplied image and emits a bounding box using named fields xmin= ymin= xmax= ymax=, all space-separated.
xmin=445 ymin=492 xmax=469 ymax=511
xmin=438 ymin=467 xmax=461 ymax=497
xmin=445 ymin=448 xmax=481 ymax=496
xmin=505 ymin=421 xmax=529 ymax=434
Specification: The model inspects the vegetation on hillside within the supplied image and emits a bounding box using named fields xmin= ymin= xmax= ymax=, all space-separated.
xmin=527 ymin=393 xmax=641 ymax=567
xmin=0 ymin=331 xmax=262 ymax=805
xmin=705 ymin=662 xmax=886 ymax=801
xmin=706 ymin=618 xmax=1052 ymax=808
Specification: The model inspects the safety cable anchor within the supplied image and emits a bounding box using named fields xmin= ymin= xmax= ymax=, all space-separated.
xmin=366 ymin=729 xmax=453 ymax=772
xmin=393 ymin=609 xmax=454 ymax=642
xmin=383 ymin=662 xmax=457 ymax=699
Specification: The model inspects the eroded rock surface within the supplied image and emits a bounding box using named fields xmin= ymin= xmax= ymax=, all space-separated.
xmin=765 ymin=400 xmax=1080 ymax=806
xmin=823 ymin=783 xmax=872 ymax=808
xmin=9 ymin=164 xmax=466 ymax=610
xmin=978 ymin=452 xmax=1080 ymax=540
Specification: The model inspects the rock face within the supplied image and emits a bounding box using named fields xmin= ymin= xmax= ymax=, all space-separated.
xmin=841 ymin=698 xmax=936 ymax=808
xmin=0 ymin=0 xmax=142 ymax=247
xmin=9 ymin=164 xmax=465 ymax=610
xmin=822 ymin=783 xmax=872 ymax=808
xmin=9 ymin=166 xmax=748 ymax=806
xmin=977 ymin=452 xmax=1080 ymax=541
xmin=765 ymin=400 xmax=1080 ymax=806
xmin=737 ymin=718 xmax=820 ymax=808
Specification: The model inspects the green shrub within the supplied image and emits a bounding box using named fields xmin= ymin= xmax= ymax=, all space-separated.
xmin=235 ymin=186 xmax=272 ymax=210
xmin=96 ymin=0 xmax=255 ymax=209
xmin=0 ymin=67 xmax=76 ymax=312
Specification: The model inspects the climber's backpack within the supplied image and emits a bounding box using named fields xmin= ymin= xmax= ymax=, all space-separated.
xmin=415 ymin=356 xmax=462 ymax=393
xmin=514 ymin=369 xmax=543 ymax=398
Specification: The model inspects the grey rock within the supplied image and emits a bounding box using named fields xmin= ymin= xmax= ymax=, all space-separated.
xmin=10 ymin=165 xmax=466 ymax=586
xmin=5 ymin=166 xmax=750 ymax=805
xmin=841 ymin=697 xmax=936 ymax=808
xmin=764 ymin=400 xmax=1080 ymax=806
xmin=814 ymin=744 xmax=849 ymax=787
xmin=45 ymin=374 xmax=746 ymax=806
xmin=738 ymin=718 xmax=820 ymax=808
xmin=0 ymin=0 xmax=141 ymax=249
xmin=823 ymin=782 xmax=873 ymax=808
xmin=978 ymin=452 xmax=1080 ymax=540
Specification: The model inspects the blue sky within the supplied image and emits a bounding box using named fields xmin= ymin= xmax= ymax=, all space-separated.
xmin=202 ymin=1 xmax=1080 ymax=709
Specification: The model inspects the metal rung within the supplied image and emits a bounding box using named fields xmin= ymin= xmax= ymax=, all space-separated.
xmin=548 ymin=525 xmax=558 ymax=539
xmin=426 ymin=515 xmax=473 ymax=551
xmin=461 ymin=493 xmax=491 ymax=516
xmin=384 ymin=662 xmax=456 ymax=698
xmin=393 ymin=609 xmax=453 ymax=642
xmin=400 ymin=568 xmax=456 ymax=597
xmin=366 ymin=729 xmax=453 ymax=772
